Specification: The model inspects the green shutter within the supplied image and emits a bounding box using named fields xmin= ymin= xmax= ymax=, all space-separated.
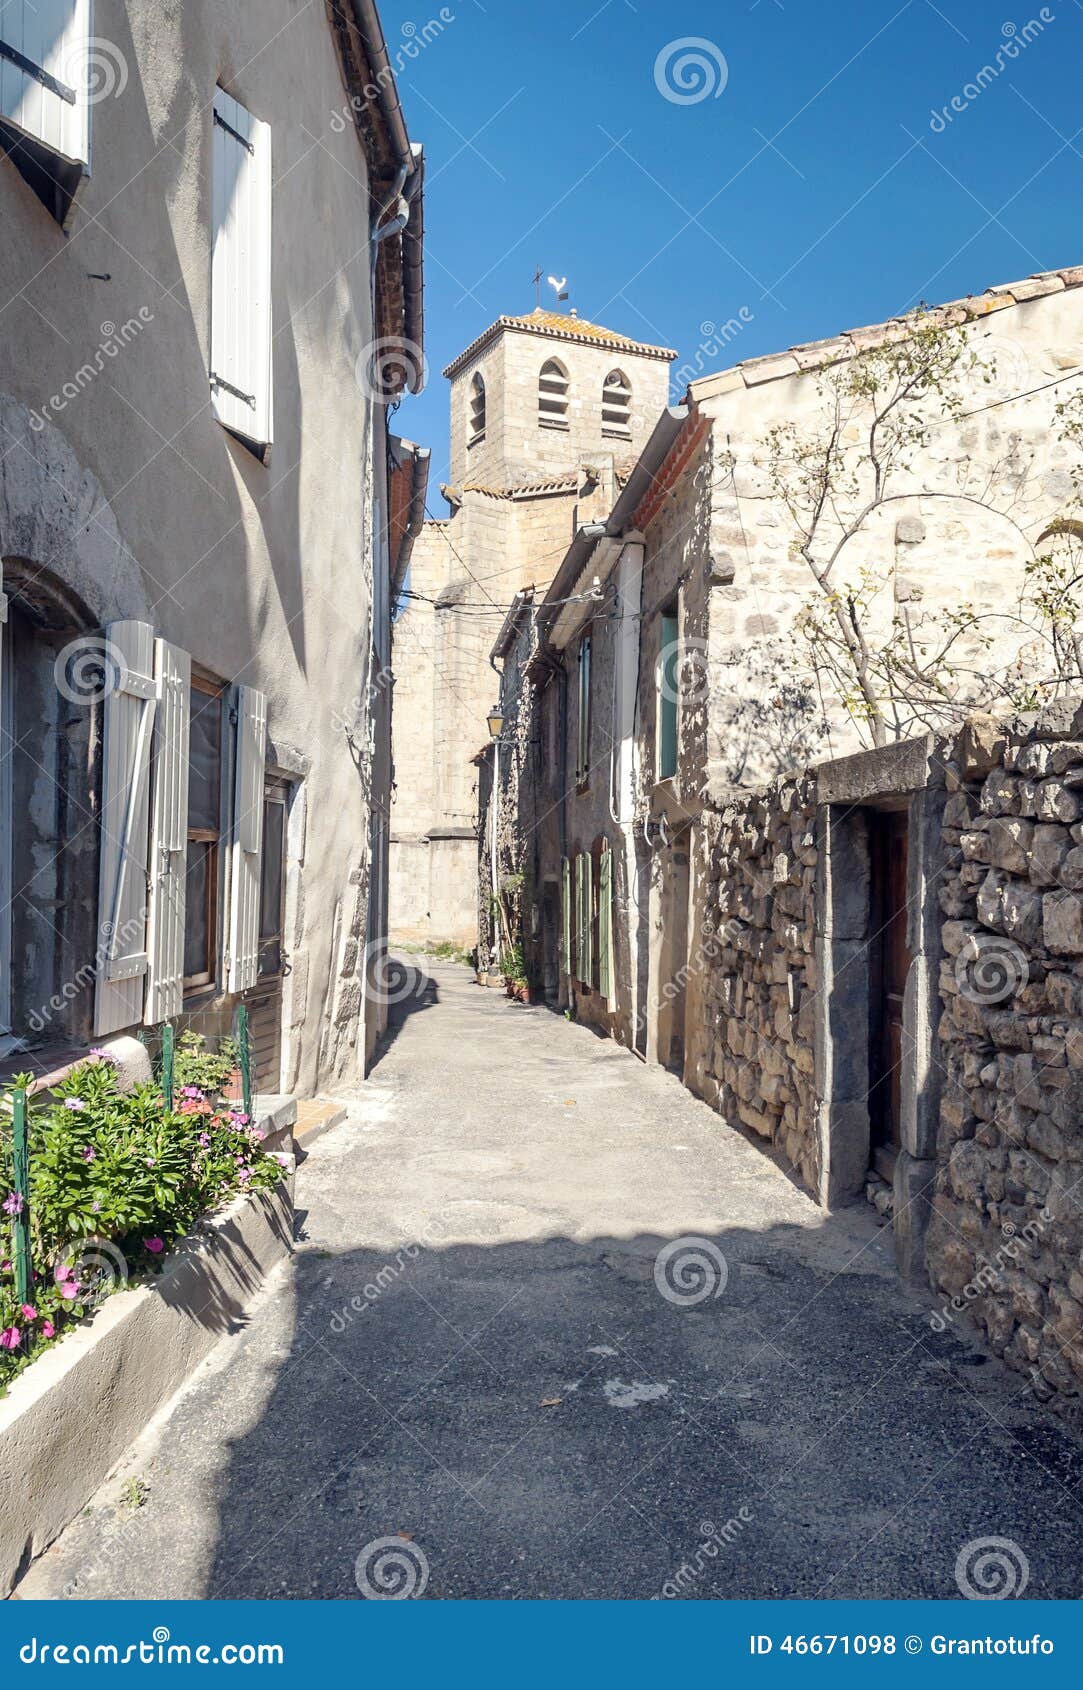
xmin=599 ymin=841 xmax=612 ymax=1002
xmin=582 ymin=851 xmax=593 ymax=985
xmin=561 ymin=856 xmax=571 ymax=975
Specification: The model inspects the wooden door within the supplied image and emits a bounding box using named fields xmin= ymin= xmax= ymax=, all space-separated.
xmin=868 ymin=809 xmax=910 ymax=1181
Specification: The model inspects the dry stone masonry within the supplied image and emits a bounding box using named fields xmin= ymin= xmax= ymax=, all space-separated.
xmin=933 ymin=706 xmax=1083 ymax=1419
xmin=700 ymin=774 xmax=820 ymax=1194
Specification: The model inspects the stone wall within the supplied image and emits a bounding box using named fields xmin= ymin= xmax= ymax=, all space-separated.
xmin=692 ymin=276 xmax=1083 ymax=793
xmin=932 ymin=706 xmax=1083 ymax=1417
xmin=697 ymin=774 xmax=820 ymax=1194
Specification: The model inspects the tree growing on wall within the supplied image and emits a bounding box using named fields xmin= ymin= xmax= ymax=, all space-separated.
xmin=760 ymin=310 xmax=1083 ymax=747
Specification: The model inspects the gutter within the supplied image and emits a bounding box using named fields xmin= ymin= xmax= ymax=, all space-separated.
xmin=489 ymin=588 xmax=535 ymax=666
xmin=346 ymin=0 xmax=425 ymax=382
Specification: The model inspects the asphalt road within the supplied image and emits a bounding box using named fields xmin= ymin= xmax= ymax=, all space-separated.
xmin=19 ymin=957 xmax=1083 ymax=1600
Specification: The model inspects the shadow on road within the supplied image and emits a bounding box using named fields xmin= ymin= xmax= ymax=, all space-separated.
xmin=197 ymin=1217 xmax=1083 ymax=1601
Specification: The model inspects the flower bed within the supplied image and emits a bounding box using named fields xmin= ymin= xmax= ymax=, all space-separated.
xmin=1 ymin=1051 xmax=285 ymax=1395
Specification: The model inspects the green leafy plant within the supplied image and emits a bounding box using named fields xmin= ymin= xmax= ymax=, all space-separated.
xmin=171 ymin=1030 xmax=241 ymax=1098
xmin=1 ymin=1053 xmax=283 ymax=1394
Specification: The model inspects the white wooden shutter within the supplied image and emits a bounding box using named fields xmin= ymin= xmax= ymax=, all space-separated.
xmin=94 ymin=621 xmax=156 ymax=1036
xmin=211 ymin=89 xmax=273 ymax=446
xmin=144 ymin=640 xmax=190 ymax=1025
xmin=227 ymin=685 xmax=267 ymax=992
xmin=0 ymin=0 xmax=90 ymax=164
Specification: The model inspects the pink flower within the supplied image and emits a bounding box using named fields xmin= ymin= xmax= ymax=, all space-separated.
xmin=20 ymin=1304 xmax=37 ymax=1321
xmin=41 ymin=1319 xmax=56 ymax=1339
xmin=88 ymin=1048 xmax=115 ymax=1064
xmin=64 ymin=1097 xmax=86 ymax=1111
xmin=0 ymin=1326 xmax=21 ymax=1350
xmin=2 ymin=1191 xmax=24 ymax=1217
xmin=181 ymin=1086 xmax=204 ymax=1100
xmin=145 ymin=1237 xmax=164 ymax=1255
xmin=55 ymin=1263 xmax=75 ymax=1283
xmin=58 ymin=1280 xmax=80 ymax=1301
xmin=145 ymin=1157 xmax=156 ymax=1168
xmin=82 ymin=1146 xmax=97 ymax=1163
xmin=198 ymin=1133 xmax=211 ymax=1148
xmin=229 ymin=1111 xmax=250 ymax=1127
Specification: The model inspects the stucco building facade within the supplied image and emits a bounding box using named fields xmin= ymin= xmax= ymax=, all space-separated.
xmin=0 ymin=0 xmax=424 ymax=1092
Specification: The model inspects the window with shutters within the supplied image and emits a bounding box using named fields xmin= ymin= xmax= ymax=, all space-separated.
xmin=538 ymin=358 xmax=569 ymax=430
xmin=0 ymin=0 xmax=90 ymax=225
xmin=576 ymin=632 xmax=591 ymax=790
xmin=211 ymin=88 xmax=273 ymax=454
xmin=601 ymin=369 xmax=632 ymax=439
xmin=0 ymin=567 xmax=99 ymax=1056
xmin=657 ymin=603 xmax=679 ymax=782
xmin=184 ymin=673 xmax=226 ymax=993
xmin=468 ymin=373 xmax=486 ymax=446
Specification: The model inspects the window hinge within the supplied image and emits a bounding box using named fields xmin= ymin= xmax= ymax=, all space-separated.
xmin=213 ymin=107 xmax=254 ymax=154
xmin=0 ymin=38 xmax=76 ymax=104
xmin=210 ymin=371 xmax=256 ymax=408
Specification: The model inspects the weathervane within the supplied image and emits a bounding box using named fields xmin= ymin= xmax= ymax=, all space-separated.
xmin=534 ymin=266 xmax=568 ymax=309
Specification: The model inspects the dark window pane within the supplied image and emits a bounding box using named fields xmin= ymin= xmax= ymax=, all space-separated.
xmin=184 ymin=841 xmax=211 ymax=979
xmin=188 ymin=691 xmax=222 ymax=831
xmin=258 ymin=938 xmax=282 ymax=978
xmin=259 ymin=800 xmax=284 ymax=943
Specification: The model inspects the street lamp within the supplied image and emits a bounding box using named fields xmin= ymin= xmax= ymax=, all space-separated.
xmin=487 ymin=703 xmax=504 ymax=739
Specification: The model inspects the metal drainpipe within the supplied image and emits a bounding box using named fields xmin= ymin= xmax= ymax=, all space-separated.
xmin=557 ymin=656 xmax=569 ymax=862
xmin=490 ymin=738 xmax=500 ymax=969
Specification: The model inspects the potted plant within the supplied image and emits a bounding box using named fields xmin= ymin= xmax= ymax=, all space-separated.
xmin=172 ymin=1032 xmax=242 ymax=1106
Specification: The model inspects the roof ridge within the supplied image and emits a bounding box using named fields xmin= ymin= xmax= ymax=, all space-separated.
xmin=689 ymin=265 xmax=1083 ymax=401
xmin=443 ymin=311 xmax=677 ymax=378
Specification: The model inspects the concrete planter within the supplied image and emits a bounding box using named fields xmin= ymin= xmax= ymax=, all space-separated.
xmin=0 ymin=1164 xmax=294 ymax=1596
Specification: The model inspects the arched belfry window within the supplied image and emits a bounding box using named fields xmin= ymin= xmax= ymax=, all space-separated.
xmin=602 ymin=369 xmax=632 ymax=438
xmin=538 ymin=359 xmax=570 ymax=430
xmin=468 ymin=372 xmax=486 ymax=445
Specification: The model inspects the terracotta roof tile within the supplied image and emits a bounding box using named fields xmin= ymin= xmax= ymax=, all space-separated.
xmin=443 ymin=308 xmax=676 ymax=378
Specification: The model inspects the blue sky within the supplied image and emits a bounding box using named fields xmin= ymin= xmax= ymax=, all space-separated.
xmin=390 ymin=0 xmax=1083 ymax=485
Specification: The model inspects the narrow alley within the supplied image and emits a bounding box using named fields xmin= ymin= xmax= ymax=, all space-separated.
xmin=18 ymin=958 xmax=1083 ymax=1602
